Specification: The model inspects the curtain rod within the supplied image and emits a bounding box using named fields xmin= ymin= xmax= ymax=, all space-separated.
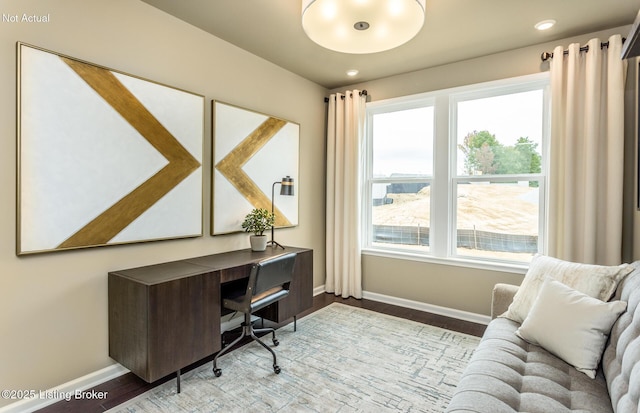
xmin=324 ymin=89 xmax=368 ymax=103
xmin=540 ymin=38 xmax=626 ymax=62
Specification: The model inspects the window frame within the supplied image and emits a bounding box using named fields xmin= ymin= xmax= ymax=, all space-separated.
xmin=363 ymin=73 xmax=550 ymax=271
xmin=365 ymin=97 xmax=436 ymax=255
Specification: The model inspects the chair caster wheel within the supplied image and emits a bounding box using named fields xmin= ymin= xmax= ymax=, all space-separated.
xmin=274 ymin=365 xmax=281 ymax=374
xmin=273 ymin=338 xmax=279 ymax=346
xmin=213 ymin=368 xmax=222 ymax=377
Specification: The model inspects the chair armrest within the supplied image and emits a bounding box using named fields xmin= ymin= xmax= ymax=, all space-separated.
xmin=491 ymin=283 xmax=519 ymax=319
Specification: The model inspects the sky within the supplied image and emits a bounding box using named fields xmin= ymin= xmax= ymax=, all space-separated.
xmin=372 ymin=106 xmax=433 ymax=177
xmin=457 ymin=89 xmax=543 ymax=146
xmin=372 ymin=89 xmax=544 ymax=177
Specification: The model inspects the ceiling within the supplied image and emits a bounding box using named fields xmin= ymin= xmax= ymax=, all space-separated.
xmin=141 ymin=0 xmax=639 ymax=89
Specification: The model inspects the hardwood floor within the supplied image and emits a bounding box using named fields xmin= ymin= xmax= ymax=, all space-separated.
xmin=35 ymin=294 xmax=486 ymax=413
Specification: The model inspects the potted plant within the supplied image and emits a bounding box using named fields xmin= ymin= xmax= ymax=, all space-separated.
xmin=241 ymin=208 xmax=275 ymax=251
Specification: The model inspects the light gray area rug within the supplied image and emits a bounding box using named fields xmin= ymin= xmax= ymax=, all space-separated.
xmin=109 ymin=303 xmax=480 ymax=412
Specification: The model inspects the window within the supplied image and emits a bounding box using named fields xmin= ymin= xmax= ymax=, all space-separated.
xmin=369 ymin=104 xmax=434 ymax=252
xmin=364 ymin=74 xmax=549 ymax=265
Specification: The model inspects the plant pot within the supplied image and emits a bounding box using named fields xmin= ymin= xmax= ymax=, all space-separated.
xmin=249 ymin=235 xmax=268 ymax=252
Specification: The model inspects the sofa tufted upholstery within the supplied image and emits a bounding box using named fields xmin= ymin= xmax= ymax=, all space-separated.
xmin=602 ymin=261 xmax=640 ymax=412
xmin=447 ymin=262 xmax=640 ymax=413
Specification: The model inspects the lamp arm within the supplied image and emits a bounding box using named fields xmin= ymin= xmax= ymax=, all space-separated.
xmin=271 ymin=181 xmax=279 ymax=245
xmin=268 ymin=178 xmax=290 ymax=249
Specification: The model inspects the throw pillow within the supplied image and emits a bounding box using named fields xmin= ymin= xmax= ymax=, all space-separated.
xmin=502 ymin=254 xmax=631 ymax=324
xmin=516 ymin=278 xmax=627 ymax=378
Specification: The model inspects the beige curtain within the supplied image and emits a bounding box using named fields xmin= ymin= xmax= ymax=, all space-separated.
xmin=325 ymin=90 xmax=365 ymax=298
xmin=548 ymin=34 xmax=627 ymax=265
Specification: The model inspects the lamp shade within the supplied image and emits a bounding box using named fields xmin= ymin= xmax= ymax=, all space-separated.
xmin=280 ymin=176 xmax=294 ymax=196
xmin=301 ymin=0 xmax=426 ymax=54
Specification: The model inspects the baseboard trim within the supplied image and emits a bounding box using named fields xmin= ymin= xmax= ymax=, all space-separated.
xmin=315 ymin=285 xmax=491 ymax=325
xmin=313 ymin=285 xmax=326 ymax=296
xmin=362 ymin=291 xmax=491 ymax=325
xmin=0 ymin=364 xmax=129 ymax=413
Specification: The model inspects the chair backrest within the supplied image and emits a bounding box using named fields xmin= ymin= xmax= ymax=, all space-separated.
xmin=248 ymin=252 xmax=297 ymax=300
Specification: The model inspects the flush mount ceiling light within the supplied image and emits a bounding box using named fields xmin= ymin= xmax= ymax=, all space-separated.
xmin=301 ymin=0 xmax=426 ymax=54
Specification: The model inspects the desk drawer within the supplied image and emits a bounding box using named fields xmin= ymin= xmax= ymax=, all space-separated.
xmin=219 ymin=265 xmax=251 ymax=283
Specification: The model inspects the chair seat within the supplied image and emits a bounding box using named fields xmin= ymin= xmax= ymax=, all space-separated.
xmin=252 ymin=286 xmax=283 ymax=303
xmin=223 ymin=287 xmax=289 ymax=313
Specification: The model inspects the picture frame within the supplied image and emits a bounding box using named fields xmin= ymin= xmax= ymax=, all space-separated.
xmin=211 ymin=100 xmax=299 ymax=235
xmin=17 ymin=43 xmax=205 ymax=255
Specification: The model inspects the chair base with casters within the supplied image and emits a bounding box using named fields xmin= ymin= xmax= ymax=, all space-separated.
xmin=212 ymin=252 xmax=296 ymax=378
xmin=213 ymin=312 xmax=282 ymax=376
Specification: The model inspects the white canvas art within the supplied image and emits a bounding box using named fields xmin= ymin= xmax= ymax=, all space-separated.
xmin=17 ymin=43 xmax=204 ymax=254
xmin=212 ymin=101 xmax=299 ymax=235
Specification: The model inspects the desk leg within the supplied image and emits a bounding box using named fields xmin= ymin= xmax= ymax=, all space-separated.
xmin=294 ymin=315 xmax=297 ymax=332
xmin=176 ymin=369 xmax=181 ymax=394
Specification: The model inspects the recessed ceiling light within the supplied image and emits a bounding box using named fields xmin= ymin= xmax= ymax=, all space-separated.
xmin=346 ymin=69 xmax=359 ymax=76
xmin=535 ymin=19 xmax=556 ymax=31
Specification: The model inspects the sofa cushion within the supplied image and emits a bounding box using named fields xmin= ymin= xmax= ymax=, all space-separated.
xmin=446 ymin=317 xmax=614 ymax=413
xmin=602 ymin=263 xmax=640 ymax=413
xmin=502 ymin=254 xmax=631 ymax=324
xmin=516 ymin=278 xmax=626 ymax=379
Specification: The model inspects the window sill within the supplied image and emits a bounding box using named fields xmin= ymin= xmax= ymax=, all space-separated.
xmin=361 ymin=247 xmax=529 ymax=275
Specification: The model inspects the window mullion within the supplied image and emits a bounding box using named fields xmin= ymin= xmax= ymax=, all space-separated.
xmin=431 ymin=94 xmax=450 ymax=258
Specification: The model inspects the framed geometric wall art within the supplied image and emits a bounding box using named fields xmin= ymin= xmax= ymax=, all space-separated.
xmin=17 ymin=43 xmax=204 ymax=255
xmin=212 ymin=101 xmax=299 ymax=235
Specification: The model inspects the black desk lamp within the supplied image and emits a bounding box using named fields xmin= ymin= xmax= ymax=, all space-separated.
xmin=268 ymin=176 xmax=294 ymax=249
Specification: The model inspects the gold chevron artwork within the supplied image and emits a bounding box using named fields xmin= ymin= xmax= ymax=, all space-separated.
xmin=212 ymin=101 xmax=299 ymax=235
xmin=215 ymin=117 xmax=291 ymax=227
xmin=17 ymin=43 xmax=204 ymax=254
xmin=57 ymin=58 xmax=201 ymax=249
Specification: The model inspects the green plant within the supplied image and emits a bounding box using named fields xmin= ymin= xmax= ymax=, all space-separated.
xmin=241 ymin=208 xmax=275 ymax=236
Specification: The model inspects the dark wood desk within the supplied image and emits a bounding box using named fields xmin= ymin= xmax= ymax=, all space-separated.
xmin=108 ymin=247 xmax=313 ymax=387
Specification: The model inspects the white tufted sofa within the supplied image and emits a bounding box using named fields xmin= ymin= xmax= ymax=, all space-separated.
xmin=446 ymin=262 xmax=640 ymax=413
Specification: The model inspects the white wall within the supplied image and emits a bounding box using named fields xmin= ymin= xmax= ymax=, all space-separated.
xmin=0 ymin=0 xmax=327 ymax=406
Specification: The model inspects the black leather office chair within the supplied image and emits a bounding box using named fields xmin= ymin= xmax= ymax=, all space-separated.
xmin=213 ymin=252 xmax=297 ymax=377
